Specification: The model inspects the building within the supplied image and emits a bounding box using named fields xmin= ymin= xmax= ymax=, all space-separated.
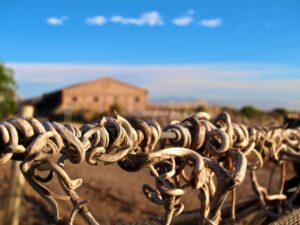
xmin=26 ymin=77 xmax=148 ymax=116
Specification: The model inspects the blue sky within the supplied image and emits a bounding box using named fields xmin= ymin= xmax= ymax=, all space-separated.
xmin=1 ymin=0 xmax=300 ymax=109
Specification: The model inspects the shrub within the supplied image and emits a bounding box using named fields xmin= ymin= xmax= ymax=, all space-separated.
xmin=195 ymin=104 xmax=207 ymax=112
xmin=0 ymin=64 xmax=17 ymax=120
xmin=108 ymin=103 xmax=123 ymax=114
xmin=271 ymin=108 xmax=288 ymax=117
xmin=240 ymin=105 xmax=263 ymax=118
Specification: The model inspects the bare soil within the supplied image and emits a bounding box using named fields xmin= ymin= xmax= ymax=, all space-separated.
xmin=0 ymin=159 xmax=295 ymax=225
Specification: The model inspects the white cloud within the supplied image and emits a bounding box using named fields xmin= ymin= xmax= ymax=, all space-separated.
xmin=173 ymin=16 xmax=193 ymax=26
xmin=46 ymin=17 xmax=68 ymax=26
xmin=110 ymin=11 xmax=164 ymax=26
xmin=200 ymin=18 xmax=222 ymax=28
xmin=86 ymin=16 xmax=107 ymax=26
xmin=173 ymin=10 xmax=194 ymax=26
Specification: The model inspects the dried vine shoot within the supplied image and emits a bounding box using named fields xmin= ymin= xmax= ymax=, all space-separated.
xmin=0 ymin=112 xmax=299 ymax=225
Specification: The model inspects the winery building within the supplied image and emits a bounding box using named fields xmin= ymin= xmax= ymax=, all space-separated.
xmin=27 ymin=77 xmax=148 ymax=116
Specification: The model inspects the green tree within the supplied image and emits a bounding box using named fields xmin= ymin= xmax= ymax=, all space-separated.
xmin=240 ymin=105 xmax=263 ymax=118
xmin=0 ymin=64 xmax=17 ymax=120
xmin=271 ymin=108 xmax=288 ymax=117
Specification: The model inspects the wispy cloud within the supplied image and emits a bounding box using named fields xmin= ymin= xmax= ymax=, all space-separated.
xmin=45 ymin=13 xmax=224 ymax=28
xmin=200 ymin=18 xmax=222 ymax=28
xmin=86 ymin=16 xmax=107 ymax=26
xmin=110 ymin=11 xmax=164 ymax=26
xmin=173 ymin=10 xmax=194 ymax=26
xmin=46 ymin=16 xmax=68 ymax=26
xmin=7 ymin=62 xmax=300 ymax=110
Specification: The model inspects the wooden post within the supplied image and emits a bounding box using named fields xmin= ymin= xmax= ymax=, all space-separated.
xmin=3 ymin=105 xmax=34 ymax=225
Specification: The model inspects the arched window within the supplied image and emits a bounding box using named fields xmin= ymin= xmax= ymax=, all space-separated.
xmin=72 ymin=96 xmax=77 ymax=102
xmin=94 ymin=96 xmax=99 ymax=102
xmin=135 ymin=96 xmax=140 ymax=102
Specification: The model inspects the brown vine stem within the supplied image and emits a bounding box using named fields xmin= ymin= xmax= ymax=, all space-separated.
xmin=58 ymin=156 xmax=100 ymax=225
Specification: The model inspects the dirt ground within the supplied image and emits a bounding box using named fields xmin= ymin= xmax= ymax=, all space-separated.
xmin=0 ymin=159 xmax=296 ymax=225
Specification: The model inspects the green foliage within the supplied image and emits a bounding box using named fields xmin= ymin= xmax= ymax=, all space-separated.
xmin=109 ymin=103 xmax=123 ymax=114
xmin=0 ymin=64 xmax=17 ymax=120
xmin=195 ymin=104 xmax=207 ymax=112
xmin=240 ymin=105 xmax=263 ymax=118
xmin=271 ymin=108 xmax=288 ymax=117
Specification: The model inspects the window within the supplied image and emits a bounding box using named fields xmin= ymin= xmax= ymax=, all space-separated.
xmin=94 ymin=96 xmax=99 ymax=102
xmin=72 ymin=96 xmax=77 ymax=102
xmin=135 ymin=97 xmax=140 ymax=102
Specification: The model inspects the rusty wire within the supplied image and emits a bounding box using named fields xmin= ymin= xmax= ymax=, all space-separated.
xmin=0 ymin=112 xmax=300 ymax=225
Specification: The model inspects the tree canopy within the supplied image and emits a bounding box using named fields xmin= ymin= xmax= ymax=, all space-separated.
xmin=0 ymin=64 xmax=17 ymax=119
xmin=240 ymin=105 xmax=263 ymax=118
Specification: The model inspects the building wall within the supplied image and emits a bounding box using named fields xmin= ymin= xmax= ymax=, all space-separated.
xmin=60 ymin=78 xmax=148 ymax=113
